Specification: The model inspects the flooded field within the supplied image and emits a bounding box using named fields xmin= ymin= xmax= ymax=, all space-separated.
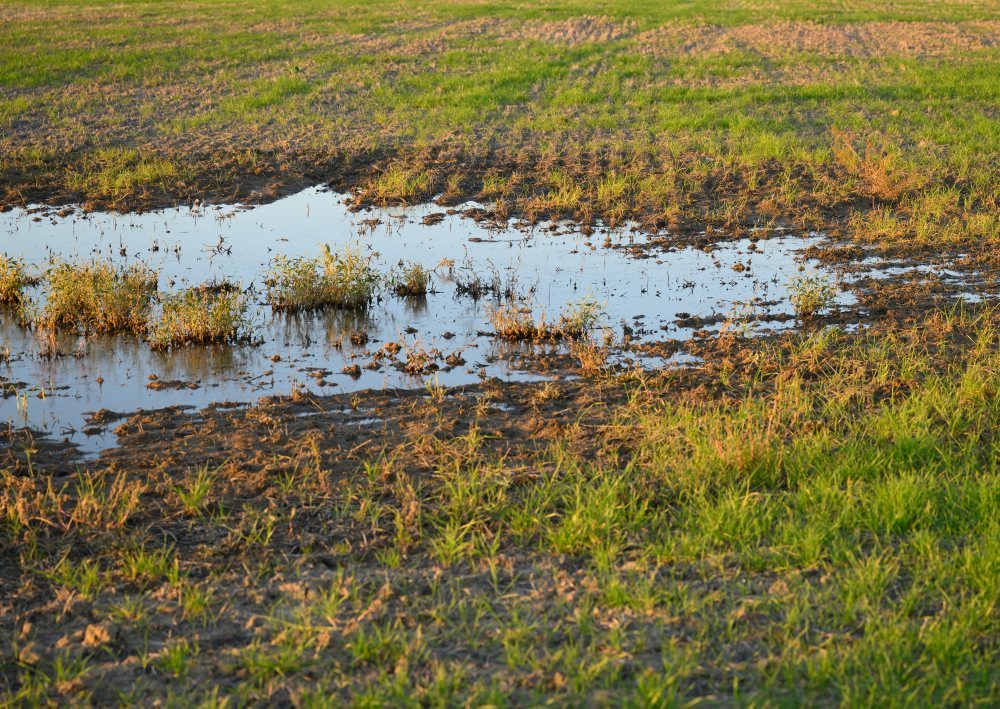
xmin=0 ymin=187 xmax=852 ymax=452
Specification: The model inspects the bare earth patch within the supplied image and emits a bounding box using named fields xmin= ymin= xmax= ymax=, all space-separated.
xmin=512 ymin=16 xmax=636 ymax=46
xmin=638 ymin=20 xmax=1000 ymax=58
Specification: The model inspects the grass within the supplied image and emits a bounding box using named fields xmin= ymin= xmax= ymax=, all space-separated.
xmin=362 ymin=166 xmax=433 ymax=205
xmin=265 ymin=245 xmax=380 ymax=312
xmin=787 ymin=271 xmax=837 ymax=319
xmin=2 ymin=305 xmax=998 ymax=703
xmin=490 ymin=297 xmax=604 ymax=341
xmin=39 ymin=259 xmax=157 ymax=335
xmin=147 ymin=284 xmax=252 ymax=350
xmin=64 ymin=147 xmax=185 ymax=205
xmin=454 ymin=259 xmax=519 ymax=302
xmin=0 ymin=2 xmax=996 ymax=244
xmin=0 ymin=254 xmax=34 ymax=308
xmin=390 ymin=261 xmax=431 ymax=297
xmin=2 ymin=259 xmax=251 ymax=347
xmin=1 ymin=1 xmax=999 ymax=704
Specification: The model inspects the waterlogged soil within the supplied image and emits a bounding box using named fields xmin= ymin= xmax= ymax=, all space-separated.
xmin=0 ymin=188 xmax=812 ymax=451
xmin=0 ymin=186 xmax=991 ymax=464
xmin=3 ymin=310 xmax=997 ymax=705
xmin=1 ymin=188 xmax=997 ymax=705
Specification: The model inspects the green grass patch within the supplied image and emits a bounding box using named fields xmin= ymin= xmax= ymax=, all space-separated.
xmin=389 ymin=261 xmax=432 ymax=297
xmin=0 ymin=1 xmax=997 ymax=237
xmin=66 ymin=148 xmax=184 ymax=201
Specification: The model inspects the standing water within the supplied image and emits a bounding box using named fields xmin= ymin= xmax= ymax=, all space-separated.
xmin=0 ymin=187 xmax=844 ymax=452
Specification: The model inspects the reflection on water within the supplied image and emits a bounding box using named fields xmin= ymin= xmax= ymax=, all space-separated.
xmin=0 ymin=187 xmax=845 ymax=452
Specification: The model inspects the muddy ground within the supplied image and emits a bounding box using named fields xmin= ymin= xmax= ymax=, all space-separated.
xmin=1 ymin=194 xmax=998 ymax=704
xmin=3 ymin=285 xmax=998 ymax=703
xmin=2 ymin=228 xmax=995 ymax=472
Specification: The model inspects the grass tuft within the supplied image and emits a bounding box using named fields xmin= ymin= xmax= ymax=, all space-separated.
xmin=787 ymin=271 xmax=837 ymax=319
xmin=40 ymin=260 xmax=157 ymax=334
xmin=265 ymin=245 xmax=380 ymax=312
xmin=489 ymin=297 xmax=604 ymax=341
xmin=390 ymin=261 xmax=431 ymax=297
xmin=832 ymin=128 xmax=926 ymax=202
xmin=0 ymin=254 xmax=35 ymax=308
xmin=148 ymin=284 xmax=251 ymax=350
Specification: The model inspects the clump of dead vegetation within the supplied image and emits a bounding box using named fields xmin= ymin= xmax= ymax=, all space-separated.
xmin=489 ymin=297 xmax=604 ymax=341
xmin=831 ymin=128 xmax=925 ymax=202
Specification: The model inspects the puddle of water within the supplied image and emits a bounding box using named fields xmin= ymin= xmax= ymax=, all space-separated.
xmin=850 ymin=258 xmax=973 ymax=281
xmin=1 ymin=187 xmax=842 ymax=452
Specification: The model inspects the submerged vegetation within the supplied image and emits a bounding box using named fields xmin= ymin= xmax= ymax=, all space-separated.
xmin=266 ymin=245 xmax=380 ymax=312
xmin=454 ymin=259 xmax=519 ymax=302
xmin=148 ymin=285 xmax=252 ymax=350
xmin=39 ymin=260 xmax=157 ymax=335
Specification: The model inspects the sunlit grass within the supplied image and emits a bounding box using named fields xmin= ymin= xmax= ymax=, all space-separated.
xmin=787 ymin=271 xmax=837 ymax=319
xmin=364 ymin=165 xmax=433 ymax=205
xmin=148 ymin=284 xmax=251 ymax=350
xmin=489 ymin=296 xmax=604 ymax=340
xmin=390 ymin=261 xmax=431 ymax=297
xmin=4 ymin=305 xmax=997 ymax=704
xmin=65 ymin=148 xmax=183 ymax=200
xmin=39 ymin=259 xmax=157 ymax=334
xmin=265 ymin=244 xmax=380 ymax=311
xmin=0 ymin=254 xmax=34 ymax=308
xmin=0 ymin=2 xmax=996 ymax=241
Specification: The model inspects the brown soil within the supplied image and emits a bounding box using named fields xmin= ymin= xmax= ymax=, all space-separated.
xmin=638 ymin=20 xmax=1000 ymax=59
xmin=511 ymin=16 xmax=637 ymax=45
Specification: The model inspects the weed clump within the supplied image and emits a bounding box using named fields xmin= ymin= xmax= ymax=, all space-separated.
xmin=266 ymin=245 xmax=379 ymax=312
xmin=41 ymin=260 xmax=157 ymax=334
xmin=391 ymin=261 xmax=431 ymax=297
xmin=365 ymin=165 xmax=432 ymax=204
xmin=570 ymin=338 xmax=610 ymax=375
xmin=488 ymin=303 xmax=542 ymax=340
xmin=490 ymin=297 xmax=604 ymax=341
xmin=148 ymin=284 xmax=251 ymax=350
xmin=559 ymin=297 xmax=605 ymax=338
xmin=0 ymin=255 xmax=35 ymax=308
xmin=831 ymin=128 xmax=925 ymax=202
xmin=788 ymin=272 xmax=836 ymax=319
